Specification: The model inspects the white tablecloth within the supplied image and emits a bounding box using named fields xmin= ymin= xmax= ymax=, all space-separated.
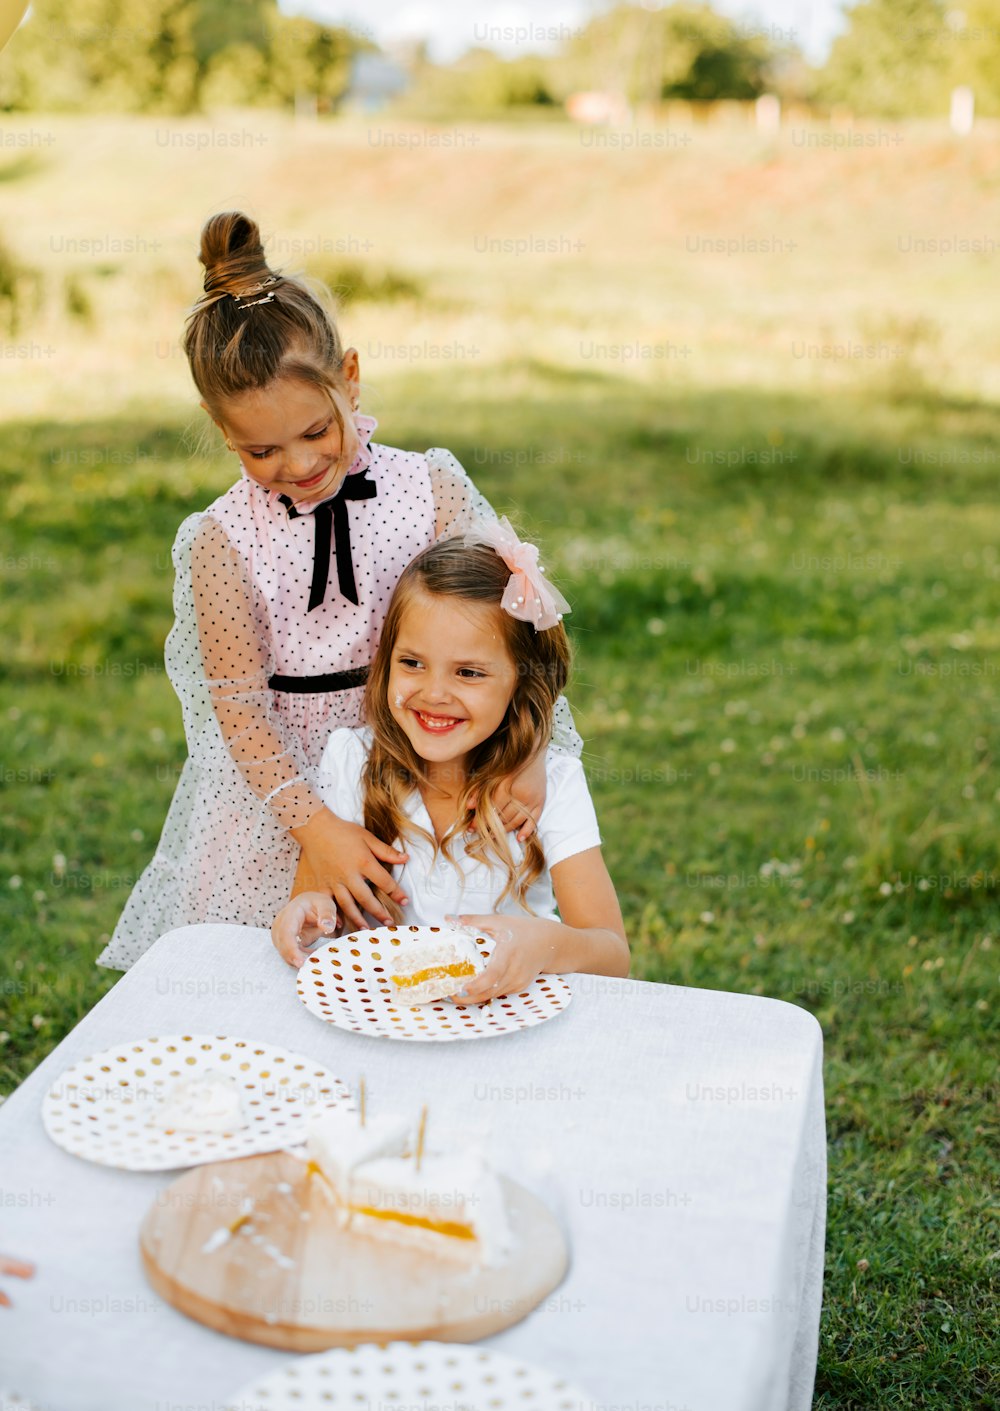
xmin=0 ymin=925 xmax=826 ymax=1411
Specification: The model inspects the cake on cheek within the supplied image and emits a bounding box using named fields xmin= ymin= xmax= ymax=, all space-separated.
xmin=305 ymin=1107 xmax=511 ymax=1268
xmin=388 ymin=926 xmax=485 ymax=1005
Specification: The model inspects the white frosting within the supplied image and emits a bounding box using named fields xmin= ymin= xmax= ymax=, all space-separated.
xmin=147 ymin=1070 xmax=246 ymax=1134
xmin=306 ymin=1108 xmax=411 ymax=1191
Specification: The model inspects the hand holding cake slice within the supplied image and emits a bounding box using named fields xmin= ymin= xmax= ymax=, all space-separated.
xmin=387 ymin=925 xmax=485 ymax=1006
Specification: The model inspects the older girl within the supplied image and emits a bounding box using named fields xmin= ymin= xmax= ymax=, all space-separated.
xmin=98 ymin=212 xmax=580 ymax=970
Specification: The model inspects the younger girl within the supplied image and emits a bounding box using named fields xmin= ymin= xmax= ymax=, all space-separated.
xmin=272 ymin=529 xmax=629 ymax=1000
xmin=98 ymin=212 xmax=580 ymax=971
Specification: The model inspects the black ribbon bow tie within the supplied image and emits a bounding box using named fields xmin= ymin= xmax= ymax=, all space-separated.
xmin=279 ymin=470 xmax=377 ymax=611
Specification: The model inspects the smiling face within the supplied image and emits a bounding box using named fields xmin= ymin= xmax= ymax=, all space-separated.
xmin=210 ymin=357 xmax=359 ymax=504
xmin=387 ymin=590 xmax=518 ymax=787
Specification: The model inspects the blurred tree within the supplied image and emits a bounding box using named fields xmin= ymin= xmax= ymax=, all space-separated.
xmin=664 ymin=4 xmax=776 ymax=99
xmin=942 ymin=0 xmax=1000 ymax=116
xmin=191 ymin=0 xmax=274 ymax=65
xmin=0 ymin=0 xmax=199 ymax=111
xmin=815 ymin=0 xmax=949 ymax=116
xmin=394 ymin=47 xmax=557 ymax=120
xmin=0 ymin=0 xmax=362 ymax=113
xmin=264 ymin=11 xmax=356 ymax=112
xmin=551 ymin=2 xmax=783 ymax=107
xmin=199 ymin=41 xmax=272 ymax=108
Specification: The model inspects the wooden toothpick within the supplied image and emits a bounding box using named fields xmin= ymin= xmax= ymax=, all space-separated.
xmin=359 ymin=1076 xmax=366 ymax=1128
xmin=415 ymin=1105 xmax=428 ymax=1173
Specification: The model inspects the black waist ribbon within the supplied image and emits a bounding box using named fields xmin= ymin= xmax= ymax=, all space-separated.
xmin=279 ymin=470 xmax=377 ymax=611
xmin=268 ymin=666 xmax=370 ymax=694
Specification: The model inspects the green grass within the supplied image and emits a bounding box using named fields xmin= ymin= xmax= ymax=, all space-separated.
xmin=2 ymin=368 xmax=997 ymax=1406
xmin=1 ymin=115 xmax=999 ymax=1408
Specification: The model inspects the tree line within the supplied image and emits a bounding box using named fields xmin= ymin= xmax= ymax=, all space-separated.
xmin=2 ymin=0 xmax=998 ymax=118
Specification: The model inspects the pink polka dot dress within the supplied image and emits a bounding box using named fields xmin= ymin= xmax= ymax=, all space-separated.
xmin=96 ymin=412 xmax=518 ymax=970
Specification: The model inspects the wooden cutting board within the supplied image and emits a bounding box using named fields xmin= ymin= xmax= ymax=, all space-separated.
xmin=140 ymin=1150 xmax=569 ymax=1350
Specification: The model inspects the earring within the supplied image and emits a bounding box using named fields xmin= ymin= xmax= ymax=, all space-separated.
xmin=224 ymin=437 xmax=236 ymax=453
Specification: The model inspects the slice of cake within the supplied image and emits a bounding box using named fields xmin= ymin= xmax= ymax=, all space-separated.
xmin=306 ymin=1106 xmax=511 ymax=1267
xmin=147 ymin=1070 xmax=247 ymax=1134
xmin=349 ymin=1148 xmax=511 ymax=1267
xmin=388 ymin=928 xmax=484 ymax=1006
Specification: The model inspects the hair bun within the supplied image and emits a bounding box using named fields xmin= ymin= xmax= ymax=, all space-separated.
xmin=198 ymin=211 xmax=276 ymax=297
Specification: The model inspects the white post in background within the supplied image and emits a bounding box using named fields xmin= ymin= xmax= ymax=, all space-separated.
xmin=950 ymin=86 xmax=974 ymax=135
xmin=756 ymin=93 xmax=781 ymax=134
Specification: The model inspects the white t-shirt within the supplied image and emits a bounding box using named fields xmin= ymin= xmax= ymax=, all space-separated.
xmin=316 ymin=727 xmax=602 ymax=924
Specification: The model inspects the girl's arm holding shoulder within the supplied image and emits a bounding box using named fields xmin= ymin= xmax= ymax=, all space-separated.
xmin=450 ymin=848 xmax=629 ymax=1003
xmin=187 ymin=518 xmax=408 ymax=928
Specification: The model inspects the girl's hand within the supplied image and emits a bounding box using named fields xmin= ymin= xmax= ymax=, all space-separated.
xmin=472 ymin=750 xmax=547 ymax=843
xmin=290 ymin=807 xmax=409 ymax=930
xmin=271 ymin=891 xmax=339 ymax=968
xmin=446 ymin=913 xmax=557 ymax=1005
xmin=0 ymin=1253 xmax=35 ymax=1309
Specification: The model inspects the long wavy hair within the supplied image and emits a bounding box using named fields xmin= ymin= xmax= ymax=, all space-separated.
xmin=361 ymin=537 xmax=571 ymax=917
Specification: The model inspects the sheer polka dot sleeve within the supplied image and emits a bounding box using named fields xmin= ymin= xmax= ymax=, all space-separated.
xmin=169 ymin=513 xmax=325 ymax=832
xmin=551 ymin=695 xmax=584 ymax=758
xmin=425 ymin=447 xmax=499 ymax=539
xmin=425 ymin=446 xmax=583 ymax=760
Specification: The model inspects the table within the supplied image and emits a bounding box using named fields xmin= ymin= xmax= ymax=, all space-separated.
xmin=0 ymin=925 xmax=826 ymax=1411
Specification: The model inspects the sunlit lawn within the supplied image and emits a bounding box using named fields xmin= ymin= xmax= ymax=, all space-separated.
xmin=1 ymin=115 xmax=998 ymax=1408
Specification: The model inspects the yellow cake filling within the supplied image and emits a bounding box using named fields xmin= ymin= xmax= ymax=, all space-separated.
xmin=352 ymin=1205 xmax=477 ymax=1240
xmin=392 ymin=962 xmax=476 ymax=989
xmin=307 ymin=1163 xmax=476 ymax=1241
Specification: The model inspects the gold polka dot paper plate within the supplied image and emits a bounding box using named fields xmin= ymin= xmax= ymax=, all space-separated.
xmin=226 ymin=1341 xmax=591 ymax=1410
xmin=296 ymin=925 xmax=573 ymax=1041
xmin=42 ymin=1035 xmax=352 ymax=1171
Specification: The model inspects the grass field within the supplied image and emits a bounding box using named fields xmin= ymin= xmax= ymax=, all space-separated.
xmin=1 ymin=113 xmax=998 ymax=1408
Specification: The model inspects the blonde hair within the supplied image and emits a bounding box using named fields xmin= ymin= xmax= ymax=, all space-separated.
xmin=182 ymin=210 xmax=353 ymax=435
xmin=362 ymin=538 xmax=572 ymax=918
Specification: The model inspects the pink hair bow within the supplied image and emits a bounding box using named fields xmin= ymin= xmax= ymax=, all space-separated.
xmin=466 ymin=516 xmax=571 ymax=631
